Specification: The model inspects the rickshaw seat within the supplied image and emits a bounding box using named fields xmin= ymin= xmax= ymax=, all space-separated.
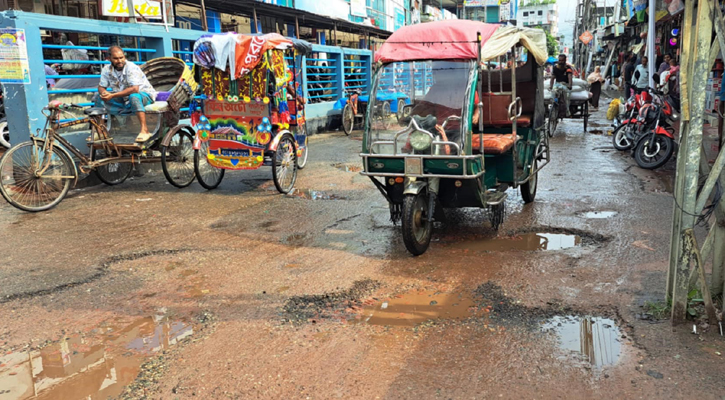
xmin=144 ymin=101 xmax=169 ymax=113
xmin=471 ymin=133 xmax=517 ymax=155
xmin=481 ymin=92 xmax=533 ymax=127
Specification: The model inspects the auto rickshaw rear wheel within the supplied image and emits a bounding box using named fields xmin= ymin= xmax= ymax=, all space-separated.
xmin=402 ymin=193 xmax=432 ymax=256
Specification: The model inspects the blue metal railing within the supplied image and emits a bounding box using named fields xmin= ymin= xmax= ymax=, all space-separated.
xmin=42 ymin=44 xmax=156 ymax=53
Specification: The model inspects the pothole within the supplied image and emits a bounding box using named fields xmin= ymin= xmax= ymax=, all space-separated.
xmin=0 ymin=313 xmax=194 ymax=399
xmin=288 ymin=188 xmax=347 ymax=200
xmin=355 ymin=290 xmax=477 ymax=327
xmin=580 ymin=211 xmax=618 ymax=219
xmin=449 ymin=232 xmax=582 ymax=252
xmin=281 ymin=279 xmax=380 ymax=324
xmin=541 ymin=315 xmax=622 ymax=368
xmin=332 ymin=163 xmax=362 ymax=173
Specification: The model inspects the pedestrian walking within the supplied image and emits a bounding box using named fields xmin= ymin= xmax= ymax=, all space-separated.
xmin=632 ymin=56 xmax=649 ymax=94
xmin=658 ymin=54 xmax=672 ymax=74
xmin=587 ymin=66 xmax=605 ymax=110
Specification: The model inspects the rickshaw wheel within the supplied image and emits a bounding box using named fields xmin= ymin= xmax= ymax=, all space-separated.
xmin=489 ymin=202 xmax=505 ymax=231
xmin=272 ymin=134 xmax=297 ymax=194
xmin=396 ymin=99 xmax=406 ymax=122
xmin=521 ymin=141 xmax=542 ymax=203
xmin=161 ymin=128 xmax=196 ymax=188
xmin=342 ymin=104 xmax=354 ymax=136
xmin=547 ymin=104 xmax=557 ymax=137
xmin=0 ymin=140 xmax=74 ymax=212
xmin=381 ymin=102 xmax=391 ymax=130
xmin=296 ymin=128 xmax=309 ymax=170
xmin=194 ymin=139 xmax=225 ymax=190
xmin=93 ymin=150 xmax=133 ymax=186
xmin=402 ymin=193 xmax=432 ymax=256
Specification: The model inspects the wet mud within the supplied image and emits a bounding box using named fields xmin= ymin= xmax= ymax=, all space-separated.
xmin=281 ymin=279 xmax=380 ymax=324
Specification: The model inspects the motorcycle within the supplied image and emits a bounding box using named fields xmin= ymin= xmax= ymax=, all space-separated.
xmin=612 ymin=90 xmax=651 ymax=151
xmin=0 ymin=87 xmax=8 ymax=149
xmin=632 ymin=85 xmax=679 ymax=169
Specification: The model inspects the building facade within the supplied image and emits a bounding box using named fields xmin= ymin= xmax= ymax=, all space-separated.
xmin=516 ymin=0 xmax=558 ymax=36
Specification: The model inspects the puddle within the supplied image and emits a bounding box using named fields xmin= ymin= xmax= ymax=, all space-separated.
xmin=589 ymin=129 xmax=604 ymax=135
xmin=332 ymin=163 xmax=362 ymax=173
xmin=0 ymin=314 xmax=193 ymax=399
xmin=288 ymin=189 xmax=347 ymax=200
xmin=580 ymin=211 xmax=618 ymax=219
xmin=450 ymin=232 xmax=582 ymax=252
xmin=541 ymin=316 xmax=622 ymax=368
xmin=356 ymin=290 xmax=477 ymax=327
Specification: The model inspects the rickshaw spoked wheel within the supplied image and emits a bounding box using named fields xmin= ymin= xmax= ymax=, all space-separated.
xmin=272 ymin=133 xmax=297 ymax=194
xmin=380 ymin=102 xmax=391 ymax=130
xmin=342 ymin=103 xmax=354 ymax=136
xmin=161 ymin=127 xmax=196 ymax=188
xmin=93 ymin=149 xmax=133 ymax=186
xmin=521 ymin=141 xmax=542 ymax=204
xmin=402 ymin=193 xmax=432 ymax=256
xmin=489 ymin=202 xmax=505 ymax=231
xmin=547 ymin=103 xmax=557 ymax=137
xmin=194 ymin=139 xmax=225 ymax=190
xmin=396 ymin=99 xmax=406 ymax=122
xmin=296 ymin=127 xmax=309 ymax=170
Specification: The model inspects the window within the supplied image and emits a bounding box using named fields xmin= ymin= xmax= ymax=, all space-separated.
xmin=538 ymin=10 xmax=543 ymax=15
xmin=523 ymin=11 xmax=528 ymax=16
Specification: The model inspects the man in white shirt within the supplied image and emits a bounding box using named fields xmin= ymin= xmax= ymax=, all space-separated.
xmin=98 ymin=46 xmax=157 ymax=143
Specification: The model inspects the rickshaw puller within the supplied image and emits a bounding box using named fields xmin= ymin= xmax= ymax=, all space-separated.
xmin=98 ymin=46 xmax=157 ymax=143
xmin=549 ymin=54 xmax=573 ymax=117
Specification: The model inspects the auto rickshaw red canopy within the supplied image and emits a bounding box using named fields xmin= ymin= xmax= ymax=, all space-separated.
xmin=374 ymin=21 xmax=548 ymax=65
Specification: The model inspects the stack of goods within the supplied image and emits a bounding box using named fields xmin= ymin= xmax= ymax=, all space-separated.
xmin=543 ymin=77 xmax=592 ymax=102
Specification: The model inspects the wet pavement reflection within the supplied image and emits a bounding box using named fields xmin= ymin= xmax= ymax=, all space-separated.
xmin=541 ymin=316 xmax=622 ymax=368
xmin=0 ymin=314 xmax=192 ymax=400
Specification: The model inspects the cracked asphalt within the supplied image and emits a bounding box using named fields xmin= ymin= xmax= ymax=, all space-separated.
xmin=0 ymin=106 xmax=723 ymax=399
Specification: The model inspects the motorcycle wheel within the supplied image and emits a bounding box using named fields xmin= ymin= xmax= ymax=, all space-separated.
xmin=0 ymin=118 xmax=10 ymax=149
xmin=402 ymin=193 xmax=432 ymax=256
xmin=612 ymin=122 xmax=633 ymax=151
xmin=634 ymin=134 xmax=674 ymax=170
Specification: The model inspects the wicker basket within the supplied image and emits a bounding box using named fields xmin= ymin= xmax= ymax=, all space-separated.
xmin=141 ymin=57 xmax=198 ymax=113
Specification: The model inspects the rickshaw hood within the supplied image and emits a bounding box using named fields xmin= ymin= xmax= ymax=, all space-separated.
xmin=374 ymin=21 xmax=548 ymax=66
xmin=374 ymin=20 xmax=498 ymax=63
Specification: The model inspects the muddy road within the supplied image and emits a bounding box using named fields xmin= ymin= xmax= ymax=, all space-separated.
xmin=0 ymin=109 xmax=723 ymax=399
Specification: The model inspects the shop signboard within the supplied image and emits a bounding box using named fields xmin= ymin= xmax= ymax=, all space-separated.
xmin=395 ymin=8 xmax=406 ymax=30
xmin=296 ymin=0 xmax=350 ymax=20
xmin=464 ymin=0 xmax=485 ymax=6
xmin=0 ymin=28 xmax=30 ymax=84
xmin=101 ymin=0 xmax=173 ymax=20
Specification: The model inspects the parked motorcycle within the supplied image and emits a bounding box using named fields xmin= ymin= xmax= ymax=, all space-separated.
xmin=612 ymin=90 xmax=651 ymax=151
xmin=632 ymin=84 xmax=679 ymax=169
xmin=0 ymin=87 xmax=8 ymax=149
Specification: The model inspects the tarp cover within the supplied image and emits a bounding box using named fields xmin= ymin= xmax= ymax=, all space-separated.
xmin=374 ymin=20 xmax=499 ymax=63
xmin=480 ymin=26 xmax=548 ymax=66
xmin=234 ymin=33 xmax=294 ymax=77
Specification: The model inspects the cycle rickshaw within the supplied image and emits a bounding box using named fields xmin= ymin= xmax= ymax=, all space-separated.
xmin=190 ymin=33 xmax=310 ymax=193
xmin=341 ymin=90 xmax=410 ymax=135
xmin=0 ymin=57 xmax=199 ymax=212
xmin=360 ymin=21 xmax=551 ymax=255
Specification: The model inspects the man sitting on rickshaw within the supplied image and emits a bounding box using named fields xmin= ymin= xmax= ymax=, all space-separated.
xmin=549 ymin=54 xmax=573 ymax=117
xmin=97 ymin=46 xmax=157 ymax=143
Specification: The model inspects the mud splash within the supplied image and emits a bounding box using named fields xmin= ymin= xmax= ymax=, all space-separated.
xmin=450 ymin=232 xmax=582 ymax=252
xmin=541 ymin=316 xmax=622 ymax=368
xmin=580 ymin=211 xmax=618 ymax=219
xmin=288 ymin=189 xmax=347 ymax=201
xmin=357 ymin=291 xmax=477 ymax=327
xmin=0 ymin=314 xmax=193 ymax=399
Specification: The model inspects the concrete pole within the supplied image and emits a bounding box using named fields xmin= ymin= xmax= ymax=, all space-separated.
xmin=647 ymin=0 xmax=655 ymax=87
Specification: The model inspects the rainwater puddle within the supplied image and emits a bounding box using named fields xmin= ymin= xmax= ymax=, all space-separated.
xmin=541 ymin=316 xmax=622 ymax=368
xmin=332 ymin=163 xmax=362 ymax=173
xmin=450 ymin=232 xmax=582 ymax=252
xmin=356 ymin=290 xmax=476 ymax=327
xmin=580 ymin=211 xmax=618 ymax=219
xmin=288 ymin=189 xmax=347 ymax=200
xmin=0 ymin=314 xmax=193 ymax=399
